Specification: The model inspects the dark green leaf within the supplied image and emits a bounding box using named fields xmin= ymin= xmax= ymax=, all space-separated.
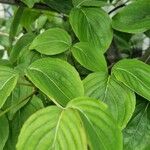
xmin=72 ymin=0 xmax=108 ymax=7
xmin=17 ymin=106 xmax=87 ymax=150
xmin=112 ymin=0 xmax=150 ymax=33
xmin=42 ymin=0 xmax=73 ymax=14
xmin=4 ymin=96 xmax=43 ymax=150
xmin=21 ymin=0 xmax=41 ymax=8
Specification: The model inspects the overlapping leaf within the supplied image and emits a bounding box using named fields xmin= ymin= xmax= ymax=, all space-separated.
xmin=69 ymin=7 xmax=113 ymax=52
xmin=17 ymin=97 xmax=122 ymax=150
xmin=26 ymin=58 xmax=84 ymax=106
xmin=0 ymin=66 xmax=18 ymax=109
xmin=17 ymin=106 xmax=87 ymax=150
xmin=123 ymin=99 xmax=150 ymax=150
xmin=112 ymin=0 xmax=150 ymax=33
xmin=83 ymin=72 xmax=136 ymax=128
xmin=4 ymin=96 xmax=43 ymax=150
xmin=21 ymin=0 xmax=41 ymax=8
xmin=30 ymin=28 xmax=72 ymax=55
xmin=67 ymin=97 xmax=123 ymax=150
xmin=112 ymin=59 xmax=150 ymax=101
xmin=72 ymin=42 xmax=107 ymax=72
xmin=0 ymin=114 xmax=9 ymax=150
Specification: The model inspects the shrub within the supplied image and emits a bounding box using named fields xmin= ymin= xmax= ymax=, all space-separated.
xmin=0 ymin=0 xmax=150 ymax=150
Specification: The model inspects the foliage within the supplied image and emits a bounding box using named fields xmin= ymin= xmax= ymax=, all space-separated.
xmin=0 ymin=0 xmax=150 ymax=149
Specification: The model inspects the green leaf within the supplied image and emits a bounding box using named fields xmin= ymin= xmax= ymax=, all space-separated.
xmin=4 ymin=96 xmax=43 ymax=150
xmin=67 ymin=97 xmax=123 ymax=150
xmin=9 ymin=7 xmax=24 ymax=45
xmin=112 ymin=0 xmax=150 ymax=33
xmin=17 ymin=106 xmax=87 ymax=150
xmin=123 ymin=99 xmax=150 ymax=150
xmin=72 ymin=42 xmax=107 ymax=72
xmin=17 ymin=97 xmax=122 ymax=150
xmin=30 ymin=28 xmax=72 ymax=55
xmin=0 ymin=114 xmax=9 ymax=150
xmin=26 ymin=58 xmax=84 ymax=106
xmin=112 ymin=59 xmax=150 ymax=101
xmin=42 ymin=0 xmax=73 ymax=14
xmin=69 ymin=7 xmax=113 ymax=52
xmin=83 ymin=72 xmax=136 ymax=128
xmin=3 ymin=79 xmax=34 ymax=120
xmin=21 ymin=0 xmax=41 ymax=8
xmin=0 ymin=66 xmax=18 ymax=109
xmin=72 ymin=0 xmax=108 ymax=7
xmin=20 ymin=8 xmax=40 ymax=32
xmin=10 ymin=33 xmax=36 ymax=64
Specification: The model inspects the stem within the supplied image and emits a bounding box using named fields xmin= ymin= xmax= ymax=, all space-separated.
xmin=17 ymin=82 xmax=33 ymax=87
xmin=109 ymin=0 xmax=130 ymax=14
xmin=108 ymin=3 xmax=126 ymax=14
xmin=0 ymin=31 xmax=9 ymax=36
xmin=0 ymin=91 xmax=36 ymax=117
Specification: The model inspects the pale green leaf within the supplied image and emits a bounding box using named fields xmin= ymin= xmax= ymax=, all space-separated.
xmin=30 ymin=28 xmax=72 ymax=55
xmin=0 ymin=66 xmax=18 ymax=108
xmin=69 ymin=7 xmax=113 ymax=52
xmin=112 ymin=0 xmax=150 ymax=33
xmin=83 ymin=72 xmax=136 ymax=128
xmin=3 ymin=79 xmax=34 ymax=120
xmin=0 ymin=114 xmax=9 ymax=150
xmin=112 ymin=59 xmax=150 ymax=101
xmin=72 ymin=42 xmax=107 ymax=72
xmin=67 ymin=97 xmax=123 ymax=150
xmin=17 ymin=106 xmax=87 ymax=150
xmin=123 ymin=99 xmax=150 ymax=150
xmin=26 ymin=58 xmax=84 ymax=106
